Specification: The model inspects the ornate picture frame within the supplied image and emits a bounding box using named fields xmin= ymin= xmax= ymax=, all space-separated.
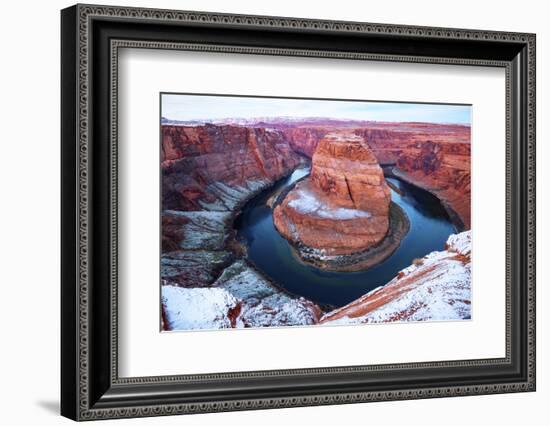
xmin=61 ymin=4 xmax=535 ymax=421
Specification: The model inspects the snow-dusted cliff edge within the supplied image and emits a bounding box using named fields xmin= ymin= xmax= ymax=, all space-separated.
xmin=320 ymin=231 xmax=472 ymax=325
xmin=163 ymin=230 xmax=472 ymax=330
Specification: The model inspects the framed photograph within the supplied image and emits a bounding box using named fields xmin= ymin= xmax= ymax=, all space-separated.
xmin=61 ymin=4 xmax=536 ymax=421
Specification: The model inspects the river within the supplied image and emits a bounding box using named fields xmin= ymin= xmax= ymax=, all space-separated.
xmin=234 ymin=167 xmax=456 ymax=308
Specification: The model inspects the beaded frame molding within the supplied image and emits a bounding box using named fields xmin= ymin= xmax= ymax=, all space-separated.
xmin=61 ymin=4 xmax=536 ymax=421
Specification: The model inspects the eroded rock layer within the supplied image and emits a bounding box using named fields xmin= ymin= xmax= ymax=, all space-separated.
xmin=394 ymin=139 xmax=471 ymax=229
xmin=162 ymin=124 xmax=303 ymax=211
xmin=160 ymin=123 xmax=322 ymax=330
xmin=273 ymin=132 xmax=391 ymax=256
xmin=255 ymin=120 xmax=471 ymax=229
xmin=356 ymin=123 xmax=471 ymax=229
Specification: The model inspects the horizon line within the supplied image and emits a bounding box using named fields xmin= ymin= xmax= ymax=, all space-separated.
xmin=161 ymin=116 xmax=472 ymax=127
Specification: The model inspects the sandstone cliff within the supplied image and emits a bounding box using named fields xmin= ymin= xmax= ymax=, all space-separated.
xmin=273 ymin=132 xmax=391 ymax=257
xmin=394 ymin=139 xmax=471 ymax=229
xmin=280 ymin=127 xmax=329 ymax=157
xmin=162 ymin=124 xmax=303 ymax=211
xmin=355 ymin=123 xmax=471 ymax=229
xmin=270 ymin=122 xmax=472 ymax=230
xmin=161 ymin=124 xmax=322 ymax=330
xmin=250 ymin=121 xmax=471 ymax=230
xmin=320 ymin=230 xmax=472 ymax=324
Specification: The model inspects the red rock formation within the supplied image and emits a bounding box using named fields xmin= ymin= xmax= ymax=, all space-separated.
xmin=260 ymin=122 xmax=471 ymax=229
xmin=320 ymin=230 xmax=472 ymax=324
xmin=162 ymin=124 xmax=303 ymax=211
xmin=354 ymin=128 xmax=411 ymax=165
xmin=353 ymin=123 xmax=471 ymax=229
xmin=280 ymin=127 xmax=329 ymax=157
xmin=273 ymin=132 xmax=391 ymax=256
xmin=394 ymin=139 xmax=471 ymax=229
xmin=310 ymin=134 xmax=391 ymax=214
xmin=253 ymin=122 xmax=471 ymax=231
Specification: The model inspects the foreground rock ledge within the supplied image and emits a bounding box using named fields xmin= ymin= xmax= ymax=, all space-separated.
xmin=273 ymin=132 xmax=397 ymax=268
xmin=320 ymin=230 xmax=472 ymax=324
xmin=162 ymin=231 xmax=472 ymax=329
xmin=162 ymin=261 xmax=322 ymax=330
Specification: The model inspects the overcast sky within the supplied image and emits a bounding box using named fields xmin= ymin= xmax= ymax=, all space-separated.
xmin=161 ymin=93 xmax=471 ymax=125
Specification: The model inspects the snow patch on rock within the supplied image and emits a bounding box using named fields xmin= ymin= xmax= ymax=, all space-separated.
xmin=288 ymin=187 xmax=371 ymax=220
xmin=162 ymin=285 xmax=238 ymax=330
xmin=447 ymin=230 xmax=471 ymax=257
xmin=161 ymin=260 xmax=322 ymax=331
xmin=214 ymin=261 xmax=321 ymax=328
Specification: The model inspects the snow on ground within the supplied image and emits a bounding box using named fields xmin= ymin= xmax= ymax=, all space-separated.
xmin=288 ymin=187 xmax=371 ymax=220
xmin=162 ymin=285 xmax=238 ymax=330
xmin=162 ymin=261 xmax=320 ymax=331
xmin=321 ymin=231 xmax=472 ymax=325
xmin=447 ymin=230 xmax=471 ymax=257
xmin=213 ymin=261 xmax=320 ymax=328
xmin=242 ymin=296 xmax=320 ymax=328
xmin=288 ymin=167 xmax=311 ymax=182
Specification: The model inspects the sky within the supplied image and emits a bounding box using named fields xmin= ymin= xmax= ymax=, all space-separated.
xmin=161 ymin=93 xmax=471 ymax=125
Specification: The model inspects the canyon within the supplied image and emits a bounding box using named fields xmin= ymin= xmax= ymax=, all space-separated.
xmin=160 ymin=118 xmax=471 ymax=330
xmin=252 ymin=120 xmax=471 ymax=229
xmin=161 ymin=123 xmax=319 ymax=329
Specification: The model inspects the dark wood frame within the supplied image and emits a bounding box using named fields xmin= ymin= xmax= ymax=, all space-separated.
xmin=61 ymin=3 xmax=536 ymax=421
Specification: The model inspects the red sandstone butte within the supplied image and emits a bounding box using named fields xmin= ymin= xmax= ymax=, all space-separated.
xmin=273 ymin=132 xmax=391 ymax=256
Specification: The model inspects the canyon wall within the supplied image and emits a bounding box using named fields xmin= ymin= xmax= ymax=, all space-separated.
xmin=269 ymin=121 xmax=472 ymax=230
xmin=357 ymin=123 xmax=471 ymax=229
xmin=162 ymin=124 xmax=304 ymax=211
xmin=280 ymin=127 xmax=329 ymax=157
xmin=273 ymin=132 xmax=391 ymax=257
xmin=394 ymin=139 xmax=471 ymax=229
xmin=161 ymin=124 xmax=322 ymax=331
